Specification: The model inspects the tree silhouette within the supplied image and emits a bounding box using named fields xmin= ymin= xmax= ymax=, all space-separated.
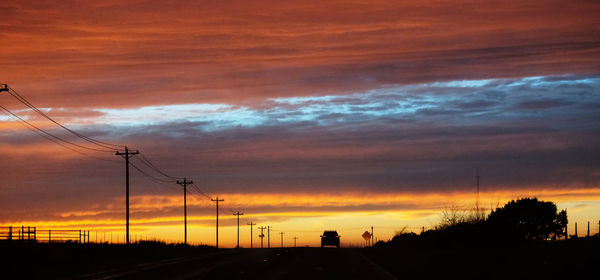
xmin=487 ymin=198 xmax=567 ymax=240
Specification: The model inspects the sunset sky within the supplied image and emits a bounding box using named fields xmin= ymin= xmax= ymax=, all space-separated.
xmin=1 ymin=0 xmax=599 ymax=247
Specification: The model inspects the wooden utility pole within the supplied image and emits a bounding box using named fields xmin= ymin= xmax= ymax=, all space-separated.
xmin=233 ymin=211 xmax=244 ymax=248
xmin=116 ymin=146 xmax=139 ymax=244
xmin=247 ymin=221 xmax=256 ymax=248
xmin=371 ymin=226 xmax=374 ymax=247
xmin=280 ymin=232 xmax=284 ymax=248
xmin=267 ymin=226 xmax=271 ymax=248
xmin=293 ymin=237 xmax=298 ymax=247
xmin=476 ymin=168 xmax=480 ymax=216
xmin=176 ymin=178 xmax=193 ymax=244
xmin=258 ymin=226 xmax=266 ymax=248
xmin=211 ymin=197 xmax=224 ymax=248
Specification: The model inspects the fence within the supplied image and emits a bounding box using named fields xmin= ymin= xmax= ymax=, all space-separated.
xmin=0 ymin=226 xmax=90 ymax=243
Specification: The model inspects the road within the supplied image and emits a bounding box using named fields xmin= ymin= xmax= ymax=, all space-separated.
xmin=78 ymin=248 xmax=398 ymax=280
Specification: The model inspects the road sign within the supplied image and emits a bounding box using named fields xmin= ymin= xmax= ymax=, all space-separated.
xmin=362 ymin=231 xmax=371 ymax=241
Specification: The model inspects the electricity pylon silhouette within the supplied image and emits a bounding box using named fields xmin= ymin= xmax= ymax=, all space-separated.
xmin=233 ymin=211 xmax=244 ymax=248
xmin=116 ymin=146 xmax=138 ymax=244
xmin=258 ymin=226 xmax=266 ymax=248
xmin=247 ymin=221 xmax=256 ymax=248
xmin=176 ymin=178 xmax=193 ymax=244
xmin=211 ymin=197 xmax=224 ymax=248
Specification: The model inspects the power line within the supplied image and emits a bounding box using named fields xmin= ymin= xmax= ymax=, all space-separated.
xmin=130 ymin=157 xmax=176 ymax=183
xmin=6 ymin=85 xmax=123 ymax=150
xmin=0 ymin=105 xmax=117 ymax=154
xmin=129 ymin=161 xmax=177 ymax=186
xmin=137 ymin=153 xmax=183 ymax=180
xmin=1 ymin=107 xmax=119 ymax=163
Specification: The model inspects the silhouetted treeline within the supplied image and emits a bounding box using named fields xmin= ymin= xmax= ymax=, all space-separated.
xmin=376 ymin=197 xmax=568 ymax=249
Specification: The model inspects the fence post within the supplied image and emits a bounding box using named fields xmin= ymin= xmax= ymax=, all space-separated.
xmin=87 ymin=231 xmax=90 ymax=244
xmin=588 ymin=221 xmax=590 ymax=237
xmin=33 ymin=227 xmax=36 ymax=240
xmin=21 ymin=225 xmax=24 ymax=240
xmin=8 ymin=226 xmax=12 ymax=240
xmin=565 ymin=224 xmax=568 ymax=240
xmin=79 ymin=230 xmax=82 ymax=243
xmin=49 ymin=230 xmax=51 ymax=243
xmin=575 ymin=222 xmax=578 ymax=238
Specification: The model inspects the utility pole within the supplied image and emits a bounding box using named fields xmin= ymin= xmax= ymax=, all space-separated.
xmin=371 ymin=226 xmax=374 ymax=247
xmin=247 ymin=221 xmax=256 ymax=248
xmin=211 ymin=197 xmax=224 ymax=248
xmin=258 ymin=226 xmax=266 ymax=248
xmin=476 ymin=168 xmax=480 ymax=216
xmin=293 ymin=237 xmax=298 ymax=247
xmin=116 ymin=146 xmax=139 ymax=244
xmin=280 ymin=232 xmax=284 ymax=248
xmin=267 ymin=226 xmax=271 ymax=248
xmin=176 ymin=178 xmax=193 ymax=244
xmin=233 ymin=211 xmax=244 ymax=248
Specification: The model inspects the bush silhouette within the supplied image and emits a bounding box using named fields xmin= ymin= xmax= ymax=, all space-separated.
xmin=487 ymin=197 xmax=567 ymax=240
xmin=381 ymin=197 xmax=568 ymax=248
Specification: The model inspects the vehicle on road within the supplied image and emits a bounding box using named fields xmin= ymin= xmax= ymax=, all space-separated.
xmin=320 ymin=230 xmax=340 ymax=248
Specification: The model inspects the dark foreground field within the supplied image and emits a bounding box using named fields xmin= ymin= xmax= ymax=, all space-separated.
xmin=1 ymin=240 xmax=598 ymax=279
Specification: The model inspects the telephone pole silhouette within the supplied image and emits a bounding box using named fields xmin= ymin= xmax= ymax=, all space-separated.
xmin=371 ymin=226 xmax=374 ymax=247
xmin=476 ymin=168 xmax=480 ymax=215
xmin=293 ymin=237 xmax=298 ymax=247
xmin=233 ymin=211 xmax=244 ymax=248
xmin=279 ymin=232 xmax=284 ymax=248
xmin=258 ymin=226 xmax=266 ymax=248
xmin=116 ymin=146 xmax=139 ymax=244
xmin=267 ymin=226 xmax=271 ymax=248
xmin=211 ymin=197 xmax=224 ymax=248
xmin=176 ymin=178 xmax=193 ymax=244
xmin=247 ymin=221 xmax=256 ymax=248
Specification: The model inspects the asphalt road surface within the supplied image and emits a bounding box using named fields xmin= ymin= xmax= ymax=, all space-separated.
xmin=78 ymin=248 xmax=398 ymax=280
